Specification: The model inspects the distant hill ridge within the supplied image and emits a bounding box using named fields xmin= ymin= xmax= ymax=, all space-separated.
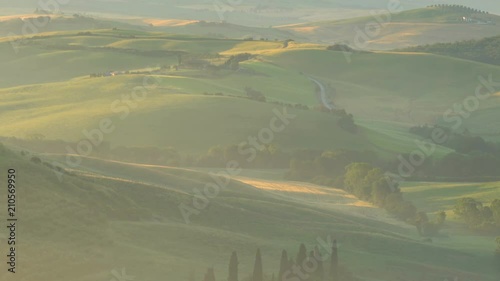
xmin=386 ymin=5 xmax=499 ymax=24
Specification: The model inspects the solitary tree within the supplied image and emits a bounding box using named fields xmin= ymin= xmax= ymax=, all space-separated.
xmin=252 ymin=249 xmax=263 ymax=281
xmin=415 ymin=211 xmax=429 ymax=236
xmin=436 ymin=211 xmax=447 ymax=227
xmin=228 ymin=251 xmax=239 ymax=281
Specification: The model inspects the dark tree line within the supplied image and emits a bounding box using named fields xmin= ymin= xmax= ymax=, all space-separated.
xmin=407 ymin=125 xmax=500 ymax=180
xmin=410 ymin=125 xmax=500 ymax=155
xmin=400 ymin=36 xmax=500 ymax=66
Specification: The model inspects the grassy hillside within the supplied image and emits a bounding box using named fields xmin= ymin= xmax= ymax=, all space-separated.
xmin=402 ymin=181 xmax=500 ymax=215
xmin=3 ymin=29 xmax=500 ymax=154
xmin=0 ymin=74 xmax=423 ymax=156
xmin=1 ymin=145 xmax=498 ymax=281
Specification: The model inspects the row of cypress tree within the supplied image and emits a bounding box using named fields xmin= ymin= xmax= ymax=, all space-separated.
xmin=200 ymin=240 xmax=342 ymax=281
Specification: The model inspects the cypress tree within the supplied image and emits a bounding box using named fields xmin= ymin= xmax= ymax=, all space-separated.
xmin=228 ymin=251 xmax=239 ymax=281
xmin=278 ymin=249 xmax=289 ymax=281
xmin=296 ymin=243 xmax=307 ymax=266
xmin=252 ymin=248 xmax=263 ymax=281
xmin=330 ymin=240 xmax=338 ymax=281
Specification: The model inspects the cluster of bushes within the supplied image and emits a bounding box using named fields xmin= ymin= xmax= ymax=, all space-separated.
xmin=222 ymin=53 xmax=253 ymax=70
xmin=336 ymin=110 xmax=358 ymax=134
xmin=343 ymin=163 xmax=419 ymax=222
xmin=454 ymin=198 xmax=500 ymax=233
xmin=286 ymin=149 xmax=445 ymax=231
xmin=327 ymin=44 xmax=355 ymax=52
xmin=326 ymin=44 xmax=371 ymax=54
xmin=286 ymin=150 xmax=415 ymax=221
xmin=244 ymin=86 xmax=266 ymax=102
xmin=181 ymin=53 xmax=252 ymax=72
xmin=415 ymin=211 xmax=447 ymax=237
xmin=200 ymin=240 xmax=357 ymax=281
xmin=313 ymin=106 xmax=359 ymax=134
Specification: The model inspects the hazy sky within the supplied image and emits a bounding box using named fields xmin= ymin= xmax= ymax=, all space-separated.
xmin=1 ymin=0 xmax=500 ymax=19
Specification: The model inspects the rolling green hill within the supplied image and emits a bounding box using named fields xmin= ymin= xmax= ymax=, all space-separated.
xmin=0 ymin=144 xmax=498 ymax=281
xmin=264 ymin=48 xmax=500 ymax=136
xmin=3 ymin=28 xmax=500 ymax=155
xmin=0 ymin=74 xmax=424 ymax=156
xmin=2 ymin=6 xmax=500 ymax=281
